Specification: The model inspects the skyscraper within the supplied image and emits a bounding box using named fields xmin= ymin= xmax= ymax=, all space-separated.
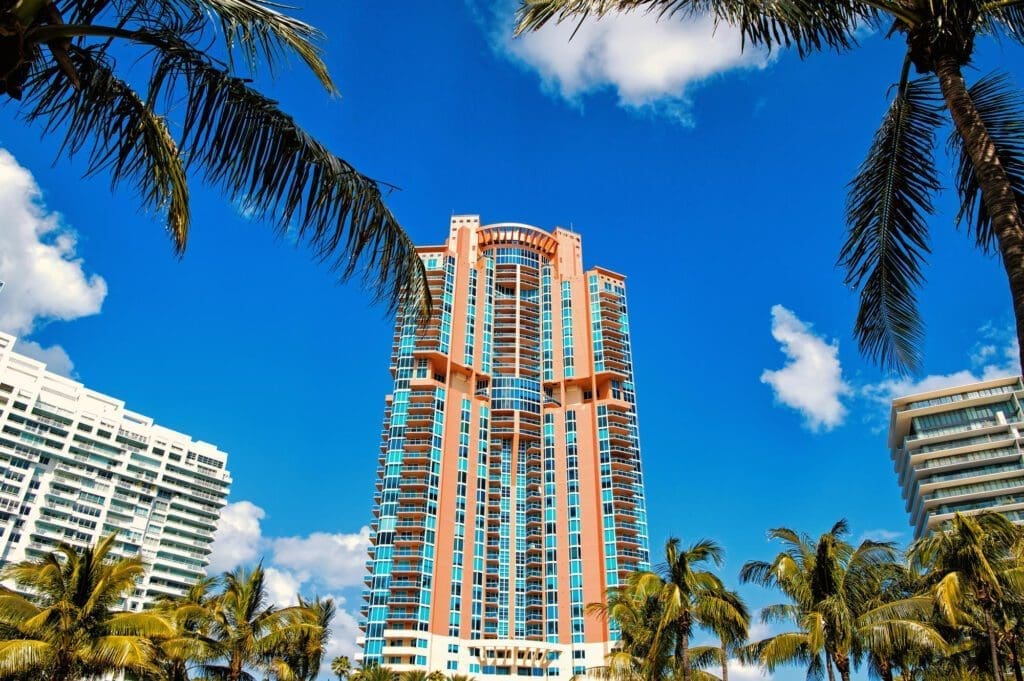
xmin=359 ymin=217 xmax=651 ymax=678
xmin=0 ymin=332 xmax=231 ymax=609
xmin=888 ymin=375 xmax=1024 ymax=539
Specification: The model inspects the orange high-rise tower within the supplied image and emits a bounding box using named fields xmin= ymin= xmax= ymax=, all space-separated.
xmin=359 ymin=216 xmax=650 ymax=678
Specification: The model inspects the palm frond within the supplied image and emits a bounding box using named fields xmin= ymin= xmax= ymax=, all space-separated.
xmin=514 ymin=0 xmax=883 ymax=56
xmin=21 ymin=44 xmax=190 ymax=252
xmin=87 ymin=635 xmax=160 ymax=672
xmin=950 ymin=70 xmax=1024 ymax=254
xmin=981 ymin=0 xmax=1024 ymax=42
xmin=173 ymin=0 xmax=335 ymax=89
xmin=140 ymin=31 xmax=428 ymax=314
xmin=0 ymin=640 xmax=53 ymax=676
xmin=840 ymin=71 xmax=943 ymax=374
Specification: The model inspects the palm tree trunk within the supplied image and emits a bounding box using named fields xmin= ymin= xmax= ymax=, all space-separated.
xmin=935 ymin=54 xmax=1024 ymax=371
xmin=824 ymin=655 xmax=835 ymax=681
xmin=679 ymin=631 xmax=691 ymax=681
xmin=1010 ymin=644 xmax=1024 ymax=681
xmin=719 ymin=644 xmax=728 ymax=681
xmin=832 ymin=654 xmax=851 ymax=681
xmin=981 ymin=610 xmax=1006 ymax=681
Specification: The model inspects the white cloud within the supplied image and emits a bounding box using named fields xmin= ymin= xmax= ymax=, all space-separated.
xmin=13 ymin=339 xmax=74 ymax=377
xmin=862 ymin=327 xmax=1021 ymax=407
xmin=263 ymin=566 xmax=303 ymax=608
xmin=208 ymin=500 xmax=265 ymax=573
xmin=269 ymin=529 xmax=372 ymax=591
xmin=474 ymin=2 xmax=769 ymax=122
xmin=0 ymin=149 xmax=106 ymax=336
xmin=761 ymin=305 xmax=851 ymax=432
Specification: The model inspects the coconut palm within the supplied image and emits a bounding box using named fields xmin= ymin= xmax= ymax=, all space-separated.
xmin=333 ymin=655 xmax=353 ymax=681
xmin=624 ymin=537 xmax=749 ymax=681
xmin=0 ymin=0 xmax=427 ymax=314
xmin=152 ymin=576 xmax=222 ymax=681
xmin=853 ymin=563 xmax=948 ymax=681
xmin=0 ymin=533 xmax=173 ymax=681
xmin=740 ymin=520 xmax=903 ymax=681
xmin=280 ymin=595 xmax=335 ymax=681
xmin=700 ymin=587 xmax=749 ymax=681
xmin=909 ymin=512 xmax=1024 ymax=681
xmin=587 ymin=573 xmax=675 ymax=681
xmin=202 ymin=564 xmax=324 ymax=681
xmin=516 ymin=0 xmax=1024 ymax=373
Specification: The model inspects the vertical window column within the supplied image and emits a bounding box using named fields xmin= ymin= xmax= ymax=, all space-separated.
xmin=560 ymin=281 xmax=575 ymax=378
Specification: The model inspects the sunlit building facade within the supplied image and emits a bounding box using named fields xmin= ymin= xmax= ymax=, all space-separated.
xmin=0 ymin=332 xmax=231 ymax=609
xmin=888 ymin=375 xmax=1024 ymax=538
xmin=359 ymin=216 xmax=651 ymax=677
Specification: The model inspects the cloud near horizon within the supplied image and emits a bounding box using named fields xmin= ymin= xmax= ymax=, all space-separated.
xmin=761 ymin=305 xmax=851 ymax=432
xmin=0 ymin=149 xmax=107 ymax=376
xmin=473 ymin=2 xmax=770 ymax=123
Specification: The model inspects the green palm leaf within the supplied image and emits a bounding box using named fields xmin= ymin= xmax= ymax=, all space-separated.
xmin=514 ymin=0 xmax=880 ymax=56
xmin=174 ymin=0 xmax=335 ymax=88
xmin=840 ymin=72 xmax=943 ymax=373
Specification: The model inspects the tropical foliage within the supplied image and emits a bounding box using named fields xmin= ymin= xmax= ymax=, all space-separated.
xmin=581 ymin=514 xmax=1024 ymax=681
xmin=0 ymin=0 xmax=428 ymax=314
xmin=516 ymin=0 xmax=1024 ymax=374
xmin=0 ymin=534 xmax=331 ymax=681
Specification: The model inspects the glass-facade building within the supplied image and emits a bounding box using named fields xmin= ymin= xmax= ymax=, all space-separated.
xmin=888 ymin=375 xmax=1024 ymax=538
xmin=358 ymin=216 xmax=650 ymax=677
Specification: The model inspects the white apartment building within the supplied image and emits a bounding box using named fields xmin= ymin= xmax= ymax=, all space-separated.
xmin=0 ymin=332 xmax=231 ymax=609
xmin=888 ymin=375 xmax=1024 ymax=538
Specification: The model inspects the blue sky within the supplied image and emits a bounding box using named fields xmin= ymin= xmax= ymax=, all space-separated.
xmin=1 ymin=2 xmax=1023 ymax=678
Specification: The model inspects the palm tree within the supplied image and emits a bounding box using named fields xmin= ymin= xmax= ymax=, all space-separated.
xmin=0 ymin=533 xmax=173 ymax=680
xmin=587 ymin=557 xmax=747 ymax=681
xmin=909 ymin=512 xmax=1024 ymax=681
xmin=853 ymin=563 xmax=947 ymax=681
xmin=426 ymin=670 xmax=446 ymax=681
xmin=516 ymin=0 xmax=1024 ymax=373
xmin=280 ymin=595 xmax=336 ymax=681
xmin=333 ymin=655 xmax=353 ymax=681
xmin=658 ymin=538 xmax=748 ymax=681
xmin=587 ymin=573 xmax=675 ymax=681
xmin=700 ymin=588 xmax=749 ymax=681
xmin=203 ymin=564 xmax=324 ymax=681
xmin=740 ymin=520 xmax=902 ymax=681
xmin=0 ymin=0 xmax=427 ymax=314
xmin=152 ymin=576 xmax=222 ymax=681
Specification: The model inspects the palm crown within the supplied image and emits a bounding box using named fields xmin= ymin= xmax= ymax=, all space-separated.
xmin=0 ymin=533 xmax=172 ymax=681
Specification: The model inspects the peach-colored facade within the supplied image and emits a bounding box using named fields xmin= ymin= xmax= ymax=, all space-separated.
xmin=359 ymin=217 xmax=650 ymax=678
